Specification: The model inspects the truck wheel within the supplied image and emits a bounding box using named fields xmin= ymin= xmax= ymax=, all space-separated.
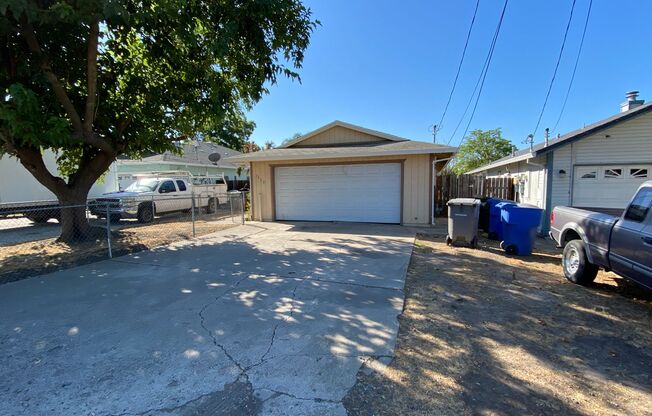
xmin=26 ymin=213 xmax=51 ymax=223
xmin=137 ymin=204 xmax=154 ymax=223
xmin=562 ymin=240 xmax=598 ymax=285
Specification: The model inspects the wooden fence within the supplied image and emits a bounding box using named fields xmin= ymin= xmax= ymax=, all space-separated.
xmin=435 ymin=174 xmax=514 ymax=216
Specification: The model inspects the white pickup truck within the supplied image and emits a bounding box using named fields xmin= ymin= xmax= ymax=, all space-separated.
xmin=89 ymin=172 xmax=228 ymax=223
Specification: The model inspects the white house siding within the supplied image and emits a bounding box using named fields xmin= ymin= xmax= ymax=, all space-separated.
xmin=550 ymin=145 xmax=572 ymax=209
xmin=550 ymin=111 xmax=652 ymax=211
xmin=485 ymin=155 xmax=547 ymax=208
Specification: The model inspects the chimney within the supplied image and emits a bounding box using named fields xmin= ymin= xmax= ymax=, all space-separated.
xmin=544 ymin=128 xmax=549 ymax=147
xmin=620 ymin=90 xmax=644 ymax=112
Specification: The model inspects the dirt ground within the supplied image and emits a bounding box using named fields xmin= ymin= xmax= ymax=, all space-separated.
xmin=344 ymin=231 xmax=652 ymax=416
xmin=0 ymin=213 xmax=239 ymax=284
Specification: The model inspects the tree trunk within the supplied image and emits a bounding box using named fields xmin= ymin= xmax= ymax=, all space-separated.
xmin=57 ymin=191 xmax=96 ymax=244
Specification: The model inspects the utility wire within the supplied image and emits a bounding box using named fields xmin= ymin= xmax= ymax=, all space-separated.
xmin=532 ymin=0 xmax=578 ymax=137
xmin=552 ymin=0 xmax=593 ymax=133
xmin=447 ymin=0 xmax=509 ymax=146
xmin=437 ymin=0 xmax=481 ymax=135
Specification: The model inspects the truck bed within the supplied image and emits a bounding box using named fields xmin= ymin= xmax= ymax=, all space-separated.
xmin=550 ymin=206 xmax=618 ymax=268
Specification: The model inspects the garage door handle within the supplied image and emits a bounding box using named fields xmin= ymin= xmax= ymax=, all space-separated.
xmin=642 ymin=236 xmax=652 ymax=246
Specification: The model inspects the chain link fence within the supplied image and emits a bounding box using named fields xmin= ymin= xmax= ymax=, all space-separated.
xmin=0 ymin=191 xmax=248 ymax=284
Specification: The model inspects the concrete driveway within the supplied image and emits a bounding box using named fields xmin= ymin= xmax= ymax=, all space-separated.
xmin=0 ymin=222 xmax=415 ymax=415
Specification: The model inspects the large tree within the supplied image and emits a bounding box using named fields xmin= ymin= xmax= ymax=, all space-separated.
xmin=0 ymin=0 xmax=316 ymax=242
xmin=450 ymin=128 xmax=514 ymax=175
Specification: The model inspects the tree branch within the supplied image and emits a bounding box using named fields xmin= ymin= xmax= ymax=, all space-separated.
xmin=14 ymin=146 xmax=68 ymax=196
xmin=19 ymin=16 xmax=114 ymax=154
xmin=84 ymin=19 xmax=99 ymax=135
xmin=19 ymin=16 xmax=83 ymax=135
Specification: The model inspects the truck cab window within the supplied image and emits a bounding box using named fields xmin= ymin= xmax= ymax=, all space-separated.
xmin=159 ymin=180 xmax=176 ymax=194
xmin=624 ymin=188 xmax=652 ymax=222
xmin=176 ymin=180 xmax=187 ymax=191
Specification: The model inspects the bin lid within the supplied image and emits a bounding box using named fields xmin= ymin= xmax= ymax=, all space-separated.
xmin=447 ymin=198 xmax=481 ymax=206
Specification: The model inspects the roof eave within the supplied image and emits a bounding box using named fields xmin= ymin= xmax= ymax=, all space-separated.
xmin=466 ymin=152 xmax=535 ymax=174
xmin=225 ymin=147 xmax=457 ymax=163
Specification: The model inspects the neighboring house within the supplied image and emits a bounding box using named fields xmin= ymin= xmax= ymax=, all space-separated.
xmin=226 ymin=120 xmax=457 ymax=225
xmin=116 ymin=141 xmax=247 ymax=189
xmin=467 ymin=91 xmax=652 ymax=233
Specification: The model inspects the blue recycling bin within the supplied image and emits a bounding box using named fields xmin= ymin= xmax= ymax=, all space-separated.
xmin=488 ymin=200 xmax=516 ymax=240
xmin=500 ymin=204 xmax=544 ymax=256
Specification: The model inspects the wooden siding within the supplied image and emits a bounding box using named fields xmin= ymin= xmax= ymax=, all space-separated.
xmin=250 ymin=154 xmax=432 ymax=225
xmin=291 ymin=125 xmax=389 ymax=148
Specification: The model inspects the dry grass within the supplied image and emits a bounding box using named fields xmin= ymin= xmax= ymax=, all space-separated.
xmin=0 ymin=214 xmax=238 ymax=284
xmin=344 ymin=233 xmax=652 ymax=416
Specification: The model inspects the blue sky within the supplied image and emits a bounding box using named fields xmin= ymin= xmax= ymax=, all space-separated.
xmin=247 ymin=0 xmax=652 ymax=150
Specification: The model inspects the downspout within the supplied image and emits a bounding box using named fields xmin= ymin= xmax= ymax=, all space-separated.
xmin=431 ymin=157 xmax=436 ymax=225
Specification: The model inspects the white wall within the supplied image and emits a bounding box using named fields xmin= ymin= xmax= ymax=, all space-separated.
xmin=0 ymin=151 xmax=118 ymax=204
xmin=550 ymin=110 xmax=652 ymax=210
xmin=485 ymin=155 xmax=547 ymax=208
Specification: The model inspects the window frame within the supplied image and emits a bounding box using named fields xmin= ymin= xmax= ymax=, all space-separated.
xmin=627 ymin=166 xmax=650 ymax=179
xmin=576 ymin=166 xmax=598 ymax=181
xmin=603 ymin=167 xmax=624 ymax=180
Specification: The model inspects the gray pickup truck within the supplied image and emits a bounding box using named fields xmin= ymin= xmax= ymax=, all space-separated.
xmin=549 ymin=181 xmax=652 ymax=290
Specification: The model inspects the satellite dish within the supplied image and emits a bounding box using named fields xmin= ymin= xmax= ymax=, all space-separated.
xmin=208 ymin=153 xmax=221 ymax=164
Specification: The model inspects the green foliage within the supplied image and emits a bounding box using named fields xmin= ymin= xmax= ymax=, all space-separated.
xmin=0 ymin=0 xmax=317 ymax=176
xmin=450 ymin=129 xmax=514 ymax=175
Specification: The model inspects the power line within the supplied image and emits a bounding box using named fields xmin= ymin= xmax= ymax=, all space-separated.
xmin=437 ymin=0 xmax=481 ymax=135
xmin=447 ymin=0 xmax=509 ymax=146
xmin=552 ymin=0 xmax=593 ymax=133
xmin=532 ymin=0 xmax=578 ymax=137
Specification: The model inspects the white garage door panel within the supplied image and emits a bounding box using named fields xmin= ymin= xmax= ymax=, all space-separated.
xmin=275 ymin=163 xmax=401 ymax=223
xmin=573 ymin=165 xmax=651 ymax=209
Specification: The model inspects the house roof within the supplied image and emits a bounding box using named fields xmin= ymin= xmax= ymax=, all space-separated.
xmin=278 ymin=120 xmax=411 ymax=148
xmin=226 ymin=139 xmax=457 ymax=163
xmin=466 ymin=101 xmax=652 ymax=174
xmin=120 ymin=141 xmax=242 ymax=169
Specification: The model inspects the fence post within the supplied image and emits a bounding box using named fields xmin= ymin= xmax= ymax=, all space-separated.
xmin=106 ymin=202 xmax=113 ymax=259
xmin=191 ymin=192 xmax=196 ymax=238
xmin=241 ymin=192 xmax=245 ymax=224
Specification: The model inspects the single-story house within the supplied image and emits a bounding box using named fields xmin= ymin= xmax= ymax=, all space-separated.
xmin=116 ymin=141 xmax=247 ymax=189
xmin=467 ymin=91 xmax=652 ymax=233
xmin=226 ymin=120 xmax=457 ymax=226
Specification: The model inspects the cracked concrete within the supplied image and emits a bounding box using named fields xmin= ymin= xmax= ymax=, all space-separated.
xmin=0 ymin=222 xmax=414 ymax=415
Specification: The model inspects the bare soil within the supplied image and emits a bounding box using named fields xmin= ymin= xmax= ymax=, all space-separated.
xmin=0 ymin=213 xmax=238 ymax=284
xmin=344 ymin=231 xmax=652 ymax=416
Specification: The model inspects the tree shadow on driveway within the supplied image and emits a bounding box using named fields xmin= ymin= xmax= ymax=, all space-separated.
xmin=0 ymin=223 xmax=414 ymax=415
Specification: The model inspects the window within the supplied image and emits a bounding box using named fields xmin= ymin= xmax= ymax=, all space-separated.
xmin=603 ymin=168 xmax=623 ymax=179
xmin=159 ymin=180 xmax=176 ymax=193
xmin=629 ymin=168 xmax=649 ymax=179
xmin=176 ymin=180 xmax=187 ymax=191
xmin=577 ymin=167 xmax=597 ymax=180
xmin=624 ymin=188 xmax=652 ymax=222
